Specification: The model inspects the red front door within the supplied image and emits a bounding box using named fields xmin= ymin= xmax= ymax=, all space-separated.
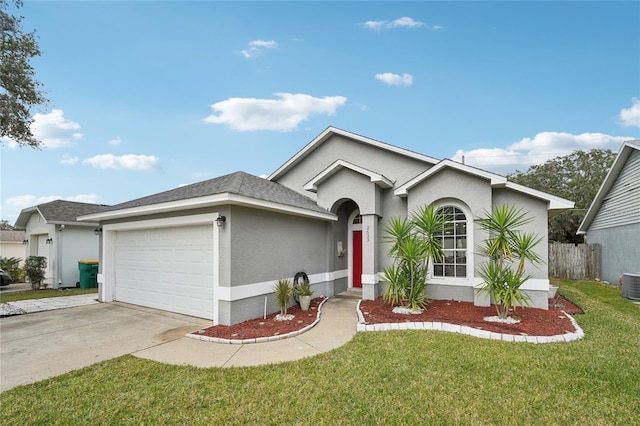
xmin=352 ymin=230 xmax=362 ymax=288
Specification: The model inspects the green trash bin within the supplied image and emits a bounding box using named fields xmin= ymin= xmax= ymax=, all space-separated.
xmin=78 ymin=260 xmax=99 ymax=289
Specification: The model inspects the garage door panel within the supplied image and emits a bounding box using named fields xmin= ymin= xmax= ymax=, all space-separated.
xmin=114 ymin=224 xmax=215 ymax=320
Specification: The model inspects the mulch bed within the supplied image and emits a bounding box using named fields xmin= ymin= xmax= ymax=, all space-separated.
xmin=191 ymin=295 xmax=583 ymax=340
xmin=360 ymin=295 xmax=583 ymax=336
xmin=192 ymin=297 xmax=325 ymax=340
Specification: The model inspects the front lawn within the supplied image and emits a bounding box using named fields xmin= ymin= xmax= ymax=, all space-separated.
xmin=0 ymin=288 xmax=97 ymax=303
xmin=0 ymin=279 xmax=638 ymax=424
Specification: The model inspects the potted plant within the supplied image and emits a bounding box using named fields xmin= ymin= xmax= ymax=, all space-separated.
xmin=294 ymin=280 xmax=314 ymax=311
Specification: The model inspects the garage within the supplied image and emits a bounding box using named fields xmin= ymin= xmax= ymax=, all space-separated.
xmin=113 ymin=223 xmax=215 ymax=320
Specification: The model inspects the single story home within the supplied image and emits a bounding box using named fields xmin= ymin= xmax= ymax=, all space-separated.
xmin=14 ymin=200 xmax=109 ymax=288
xmin=578 ymin=140 xmax=640 ymax=284
xmin=0 ymin=230 xmax=26 ymax=265
xmin=80 ymin=127 xmax=574 ymax=325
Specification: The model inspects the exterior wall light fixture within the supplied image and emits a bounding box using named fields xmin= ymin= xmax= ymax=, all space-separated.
xmin=94 ymin=228 xmax=102 ymax=236
xmin=215 ymin=215 xmax=226 ymax=227
xmin=22 ymin=239 xmax=29 ymax=244
xmin=46 ymin=238 xmax=53 ymax=244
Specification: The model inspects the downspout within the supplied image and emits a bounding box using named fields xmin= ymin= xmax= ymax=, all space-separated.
xmin=57 ymin=224 xmax=64 ymax=288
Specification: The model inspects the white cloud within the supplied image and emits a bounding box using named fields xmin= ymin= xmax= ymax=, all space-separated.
xmin=375 ymin=72 xmax=413 ymax=87
xmin=60 ymin=154 xmax=79 ymax=165
xmin=108 ymin=136 xmax=122 ymax=146
xmin=388 ymin=17 xmax=425 ymax=29
xmin=30 ymin=109 xmax=82 ymax=148
xmin=82 ymin=154 xmax=159 ymax=170
xmin=360 ymin=17 xmax=440 ymax=31
xmin=203 ymin=93 xmax=347 ymax=132
xmin=241 ymin=39 xmax=278 ymax=58
xmin=360 ymin=20 xmax=386 ymax=31
xmin=619 ymin=98 xmax=640 ymax=128
xmin=5 ymin=193 xmax=100 ymax=210
xmin=452 ymin=131 xmax=632 ymax=173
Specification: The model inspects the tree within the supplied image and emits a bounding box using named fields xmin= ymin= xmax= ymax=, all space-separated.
xmin=507 ymin=149 xmax=616 ymax=243
xmin=0 ymin=219 xmax=14 ymax=230
xmin=1 ymin=0 xmax=48 ymax=148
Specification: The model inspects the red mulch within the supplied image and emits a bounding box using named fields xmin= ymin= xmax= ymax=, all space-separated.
xmin=192 ymin=297 xmax=325 ymax=340
xmin=191 ymin=295 xmax=583 ymax=340
xmin=361 ymin=295 xmax=583 ymax=336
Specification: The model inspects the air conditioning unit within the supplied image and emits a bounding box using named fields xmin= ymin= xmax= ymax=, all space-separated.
xmin=622 ymin=273 xmax=640 ymax=301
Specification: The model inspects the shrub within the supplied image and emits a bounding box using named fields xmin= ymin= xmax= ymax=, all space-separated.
xmin=24 ymin=256 xmax=47 ymax=290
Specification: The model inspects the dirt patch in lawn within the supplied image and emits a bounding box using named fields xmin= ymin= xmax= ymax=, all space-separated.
xmin=192 ymin=295 xmax=582 ymax=340
xmin=361 ymin=295 xmax=583 ymax=336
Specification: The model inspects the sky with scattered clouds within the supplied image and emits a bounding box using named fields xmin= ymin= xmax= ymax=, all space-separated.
xmin=1 ymin=1 xmax=639 ymax=224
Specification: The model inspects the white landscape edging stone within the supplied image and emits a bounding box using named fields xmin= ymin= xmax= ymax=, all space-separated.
xmin=187 ymin=296 xmax=330 ymax=344
xmin=356 ymin=305 xmax=585 ymax=344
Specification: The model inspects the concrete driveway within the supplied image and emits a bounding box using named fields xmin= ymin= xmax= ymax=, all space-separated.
xmin=0 ymin=302 xmax=210 ymax=392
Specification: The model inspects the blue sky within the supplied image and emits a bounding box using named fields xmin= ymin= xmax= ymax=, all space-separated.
xmin=1 ymin=1 xmax=639 ymax=224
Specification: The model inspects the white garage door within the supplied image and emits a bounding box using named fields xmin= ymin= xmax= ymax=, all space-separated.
xmin=114 ymin=224 xmax=215 ymax=319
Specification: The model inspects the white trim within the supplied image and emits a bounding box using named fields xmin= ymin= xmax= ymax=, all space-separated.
xmin=303 ymin=159 xmax=393 ymax=193
xmin=497 ymin=182 xmax=574 ymax=210
xmin=216 ymin=270 xmax=348 ymax=301
xmin=268 ymin=126 xmax=438 ymax=181
xmin=79 ymin=193 xmax=337 ymax=222
xmin=361 ymin=274 xmax=379 ymax=285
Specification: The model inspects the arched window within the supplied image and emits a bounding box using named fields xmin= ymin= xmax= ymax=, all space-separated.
xmin=433 ymin=206 xmax=467 ymax=278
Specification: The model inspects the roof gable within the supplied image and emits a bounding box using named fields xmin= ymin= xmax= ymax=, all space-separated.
xmin=394 ymin=159 xmax=574 ymax=210
xmin=268 ymin=126 xmax=438 ymax=181
xmin=578 ymin=140 xmax=640 ymax=234
xmin=14 ymin=200 xmax=109 ymax=228
xmin=303 ymin=160 xmax=393 ymax=193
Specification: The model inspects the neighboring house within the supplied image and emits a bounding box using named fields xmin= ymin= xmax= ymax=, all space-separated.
xmin=79 ymin=127 xmax=574 ymax=325
xmin=578 ymin=140 xmax=640 ymax=284
xmin=0 ymin=230 xmax=26 ymax=265
xmin=14 ymin=200 xmax=109 ymax=288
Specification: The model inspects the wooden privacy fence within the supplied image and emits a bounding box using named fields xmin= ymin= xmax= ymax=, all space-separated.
xmin=548 ymin=243 xmax=602 ymax=280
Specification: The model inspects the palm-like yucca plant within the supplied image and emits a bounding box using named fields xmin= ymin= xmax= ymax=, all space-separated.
xmin=383 ymin=204 xmax=447 ymax=311
xmin=477 ymin=205 xmax=543 ymax=319
xmin=412 ymin=205 xmax=449 ymax=279
xmin=0 ymin=256 xmax=22 ymax=281
xmin=273 ymin=279 xmax=294 ymax=317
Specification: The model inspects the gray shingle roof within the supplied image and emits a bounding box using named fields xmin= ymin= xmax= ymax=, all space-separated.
xmin=37 ymin=201 xmax=111 ymax=223
xmin=0 ymin=230 xmax=25 ymax=243
xmin=106 ymin=171 xmax=328 ymax=214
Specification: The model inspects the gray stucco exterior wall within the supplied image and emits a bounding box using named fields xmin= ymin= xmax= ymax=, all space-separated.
xmin=221 ymin=206 xmax=331 ymax=325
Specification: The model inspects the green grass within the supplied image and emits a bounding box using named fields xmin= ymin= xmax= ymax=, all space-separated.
xmin=1 ymin=279 xmax=638 ymax=425
xmin=0 ymin=287 xmax=97 ymax=303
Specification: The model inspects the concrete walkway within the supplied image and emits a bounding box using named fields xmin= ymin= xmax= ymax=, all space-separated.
xmin=134 ymin=291 xmax=359 ymax=367
xmin=0 ymin=293 xmax=99 ymax=316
